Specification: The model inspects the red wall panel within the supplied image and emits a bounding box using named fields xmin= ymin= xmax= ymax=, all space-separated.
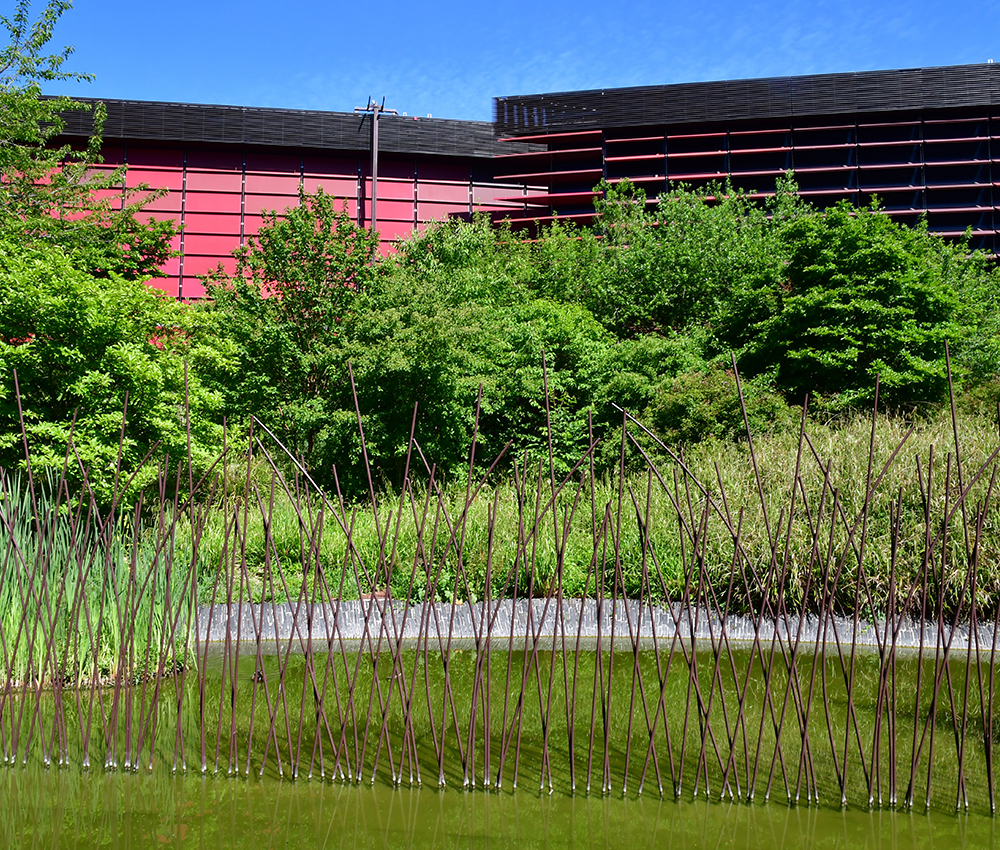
xmin=87 ymin=166 xmax=123 ymax=189
xmin=148 ymin=276 xmax=179 ymax=300
xmin=185 ymin=170 xmax=242 ymax=193
xmin=243 ymin=193 xmax=296 ymax=215
xmin=182 ymin=256 xmax=236 ymax=276
xmin=98 ymin=144 xmax=517 ymax=299
xmin=183 ymin=212 xmax=242 ymax=235
xmin=371 ymin=178 xmax=414 ymax=201
xmin=371 ymin=198 xmax=416 ymax=222
xmin=159 ymin=255 xmax=181 ymax=279
xmin=183 ymin=234 xmax=240 ymax=256
xmin=419 ymin=181 xmax=469 ymax=203
xmin=473 ymin=184 xmax=523 ymax=204
xmin=244 ymin=173 xmax=301 ymax=195
xmin=377 ymin=221 xmax=416 ymax=241
xmin=185 ymin=191 xmax=242 ymax=213
xmin=302 ymin=176 xmax=357 ymax=197
xmin=244 ymin=197 xmax=359 ymax=223
xmin=141 ymin=210 xmax=183 ymax=226
xmin=125 ymin=167 xmax=184 ymax=191
xmin=138 ymin=191 xmax=183 ymax=212
xmin=417 ymin=201 xmax=469 ymax=221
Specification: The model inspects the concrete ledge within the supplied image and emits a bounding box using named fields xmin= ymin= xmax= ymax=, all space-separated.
xmin=194 ymin=599 xmax=999 ymax=657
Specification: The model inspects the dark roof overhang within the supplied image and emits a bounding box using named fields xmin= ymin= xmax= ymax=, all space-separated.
xmin=494 ymin=63 xmax=1000 ymax=136
xmin=55 ymin=97 xmax=541 ymax=158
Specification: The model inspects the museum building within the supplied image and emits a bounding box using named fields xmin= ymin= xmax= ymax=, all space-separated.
xmin=58 ymin=63 xmax=1000 ymax=299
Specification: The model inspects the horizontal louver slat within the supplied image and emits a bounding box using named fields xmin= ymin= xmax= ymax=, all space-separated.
xmin=494 ymin=63 xmax=1000 ymax=137
xmin=53 ymin=97 xmax=541 ymax=159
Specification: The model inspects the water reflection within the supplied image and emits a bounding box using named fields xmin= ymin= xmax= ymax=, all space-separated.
xmin=2 ymin=764 xmax=995 ymax=849
xmin=1 ymin=646 xmax=997 ymax=849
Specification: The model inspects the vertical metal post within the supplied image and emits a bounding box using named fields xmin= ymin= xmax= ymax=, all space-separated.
xmin=355 ymin=98 xmax=398 ymax=234
xmin=178 ymin=149 xmax=188 ymax=301
xmin=371 ymin=103 xmax=379 ymax=231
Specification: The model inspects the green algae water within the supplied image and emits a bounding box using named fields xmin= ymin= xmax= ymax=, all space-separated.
xmin=2 ymin=767 xmax=996 ymax=849
xmin=1 ymin=647 xmax=998 ymax=848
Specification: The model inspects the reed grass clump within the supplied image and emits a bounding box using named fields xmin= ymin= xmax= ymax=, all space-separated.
xmin=6 ymin=377 xmax=1000 ymax=685
xmin=0 ymin=470 xmax=196 ymax=688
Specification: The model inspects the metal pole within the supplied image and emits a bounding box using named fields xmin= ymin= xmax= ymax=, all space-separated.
xmin=371 ymin=102 xmax=379 ymax=232
xmin=354 ymin=99 xmax=397 ymax=235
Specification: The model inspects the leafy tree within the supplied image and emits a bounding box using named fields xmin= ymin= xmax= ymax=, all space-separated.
xmin=570 ymin=179 xmax=787 ymax=338
xmin=0 ymin=0 xmax=176 ymax=280
xmin=379 ymin=218 xmax=626 ymax=480
xmin=207 ymin=209 xmax=627 ymax=492
xmin=526 ymin=218 xmax=605 ymax=306
xmin=202 ymin=188 xmax=379 ymax=470
xmin=298 ymin=217 xmax=612 ymax=489
xmin=395 ymin=213 xmax=533 ymax=305
xmin=1 ymin=0 xmax=93 ymax=191
xmin=332 ymin=264 xmax=508 ymax=491
xmin=948 ymin=250 xmax=1000 ymax=387
xmin=224 ymin=186 xmax=380 ymax=349
xmin=649 ymin=367 xmax=795 ymax=445
xmin=0 ymin=0 xmax=203 ymax=500
xmin=591 ymin=331 xmax=710 ymax=423
xmin=728 ymin=200 xmax=966 ymax=410
xmin=484 ymin=298 xmax=611 ymax=474
xmin=0 ymin=239 xmax=226 ymax=502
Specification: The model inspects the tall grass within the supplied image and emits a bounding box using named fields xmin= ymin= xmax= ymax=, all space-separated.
xmin=0 ymin=471 xmax=194 ymax=686
xmin=6 ymin=381 xmax=1000 ymax=682
xmin=184 ymin=406 xmax=1000 ymax=620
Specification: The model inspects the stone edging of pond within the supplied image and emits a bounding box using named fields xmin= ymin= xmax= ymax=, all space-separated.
xmin=194 ymin=599 xmax=998 ymax=657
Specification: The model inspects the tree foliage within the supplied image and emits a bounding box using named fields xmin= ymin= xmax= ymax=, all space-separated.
xmin=202 ymin=175 xmax=1000 ymax=494
xmin=538 ymin=178 xmax=791 ymax=338
xmin=727 ymin=200 xmax=966 ymax=410
xmin=0 ymin=0 xmax=176 ymax=281
xmin=207 ymin=213 xmax=627 ymax=491
xmin=201 ymin=188 xmax=380 ymax=483
xmin=0 ymin=239 xmax=225 ymax=501
xmin=0 ymin=0 xmax=195 ymax=500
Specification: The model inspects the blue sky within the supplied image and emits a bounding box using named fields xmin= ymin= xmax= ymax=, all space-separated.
xmin=36 ymin=0 xmax=1000 ymax=122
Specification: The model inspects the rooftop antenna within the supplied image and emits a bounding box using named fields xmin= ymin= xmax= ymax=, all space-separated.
xmin=354 ymin=96 xmax=398 ymax=233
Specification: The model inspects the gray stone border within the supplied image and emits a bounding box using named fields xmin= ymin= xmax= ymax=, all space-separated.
xmin=195 ymin=599 xmax=999 ymax=657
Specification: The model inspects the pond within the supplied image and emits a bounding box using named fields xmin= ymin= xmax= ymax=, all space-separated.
xmin=2 ymin=765 xmax=996 ymax=849
xmin=1 ymin=643 xmax=997 ymax=848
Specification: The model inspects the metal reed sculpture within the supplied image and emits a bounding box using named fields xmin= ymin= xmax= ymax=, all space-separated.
xmin=3 ymin=365 xmax=1000 ymax=815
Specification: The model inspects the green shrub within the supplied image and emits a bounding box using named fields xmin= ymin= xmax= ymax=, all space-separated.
xmin=727 ymin=201 xmax=966 ymax=411
xmin=649 ymin=367 xmax=796 ymax=445
xmin=0 ymin=240 xmax=226 ymax=502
